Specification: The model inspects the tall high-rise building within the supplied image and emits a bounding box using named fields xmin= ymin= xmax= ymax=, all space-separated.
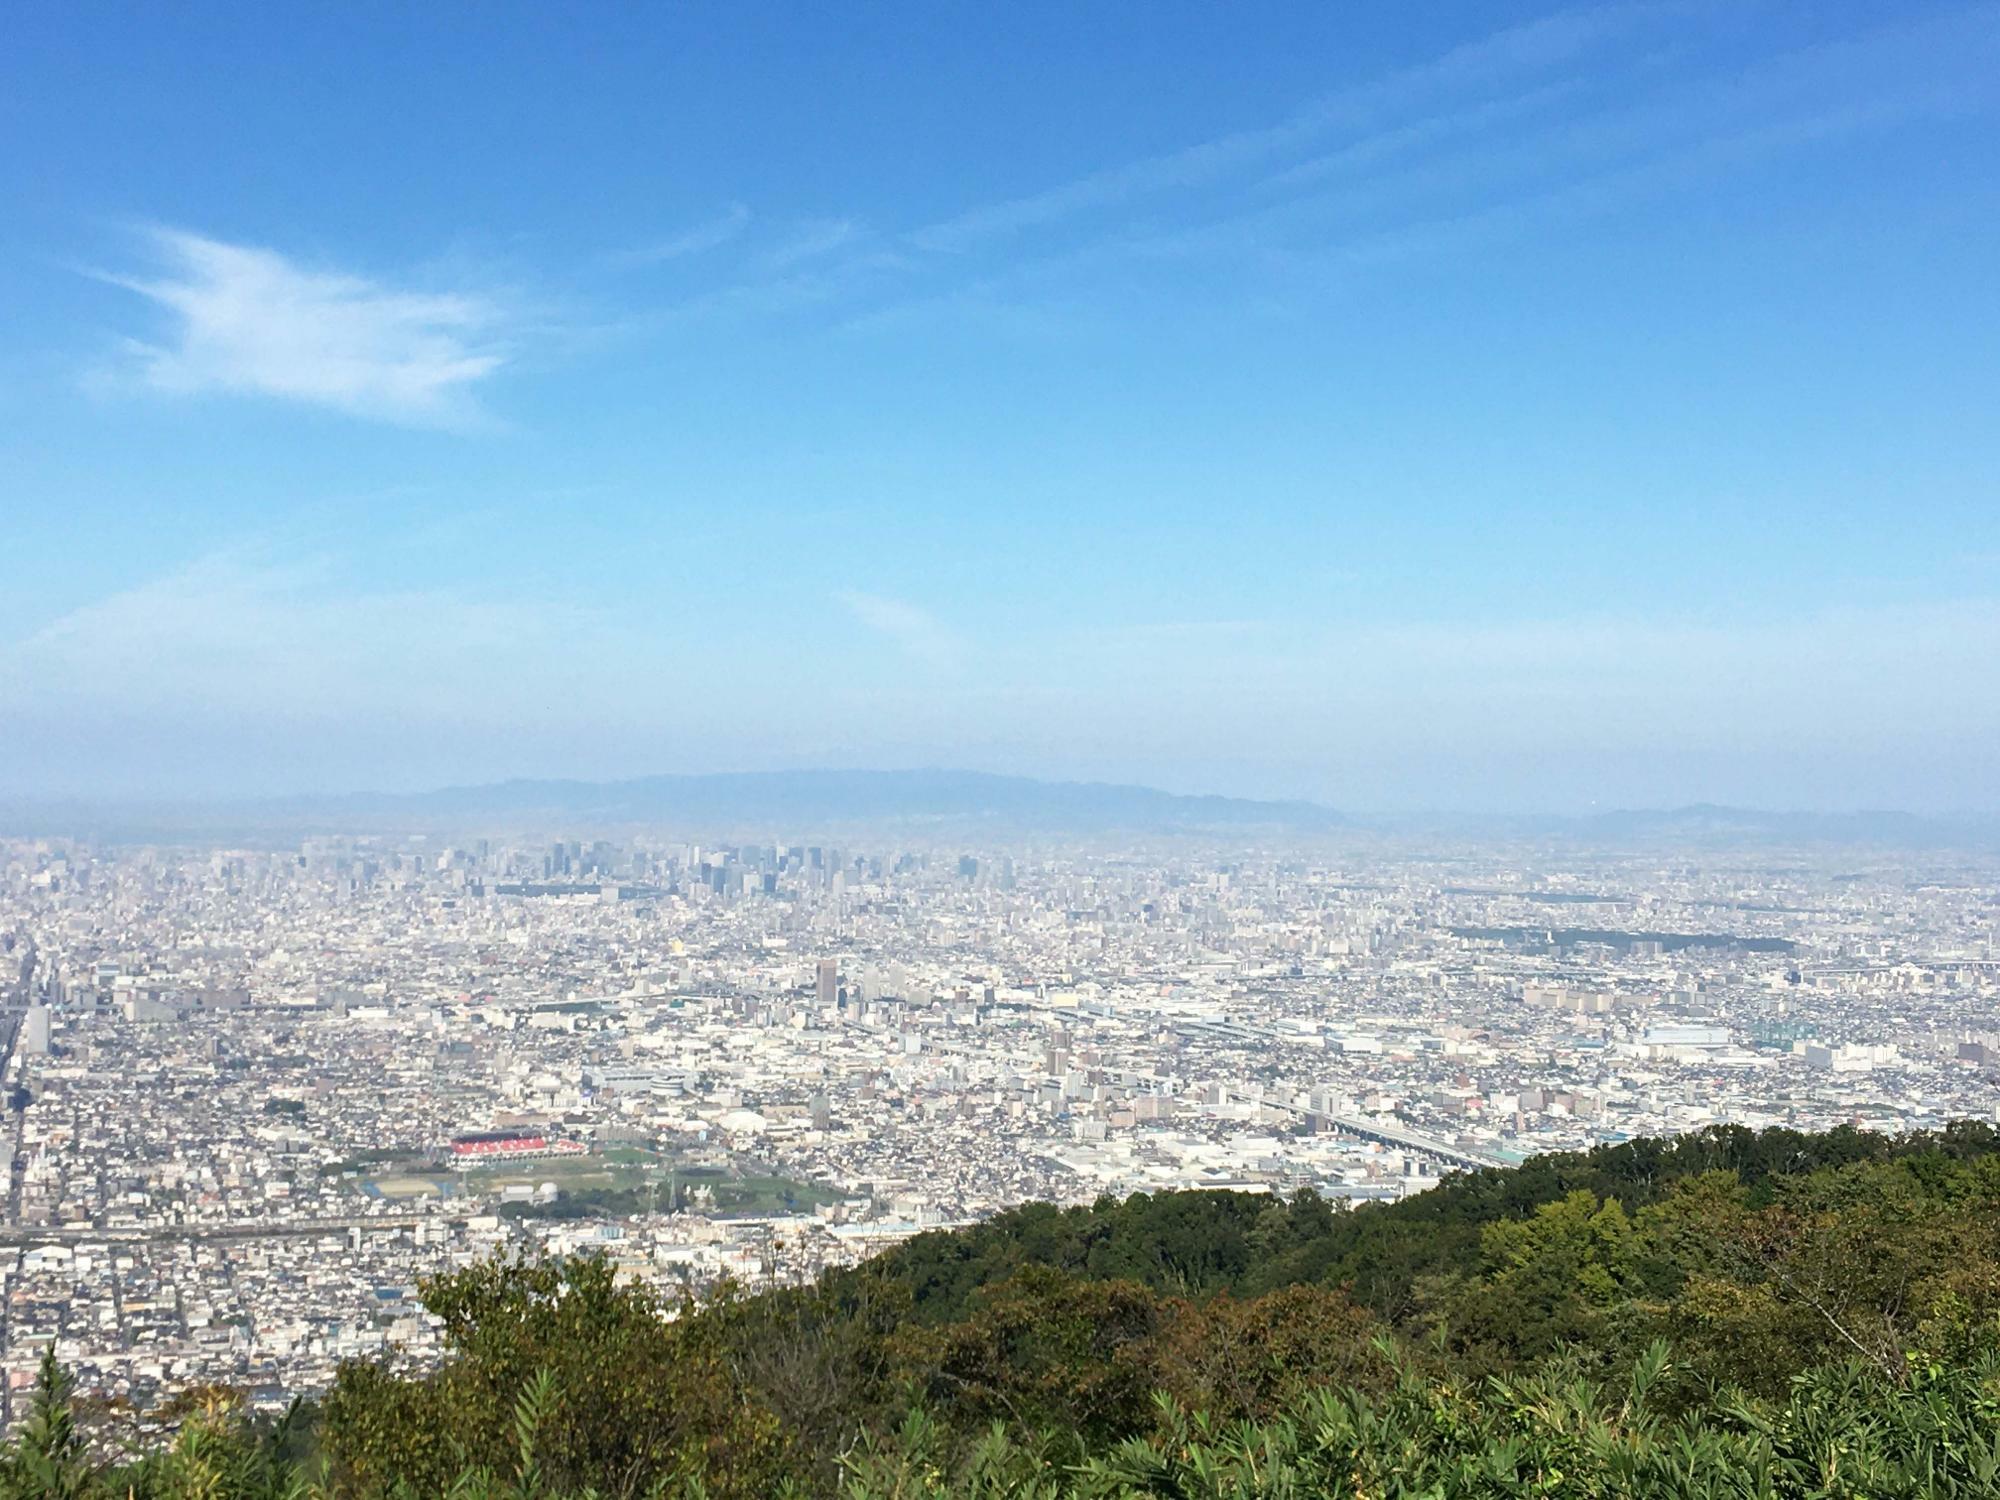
xmin=21 ymin=1005 xmax=51 ymax=1056
xmin=816 ymin=958 xmax=838 ymax=1010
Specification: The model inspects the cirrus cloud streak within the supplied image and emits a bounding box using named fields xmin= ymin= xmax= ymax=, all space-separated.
xmin=89 ymin=227 xmax=508 ymax=428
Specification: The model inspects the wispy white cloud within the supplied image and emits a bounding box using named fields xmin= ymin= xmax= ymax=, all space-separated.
xmin=585 ymin=9 xmax=1666 ymax=327
xmin=0 ymin=546 xmax=688 ymax=795
xmin=602 ymin=204 xmax=752 ymax=270
xmin=905 ymin=6 xmax=1650 ymax=253
xmin=837 ymin=590 xmax=962 ymax=668
xmin=87 ymin=228 xmax=508 ymax=428
xmin=664 ymin=5 xmax=1995 ymax=335
xmin=1 ymin=549 xmax=587 ymax=716
xmin=1256 ymin=79 xmax=1586 ymax=195
xmin=762 ymin=217 xmax=864 ymax=269
xmin=1095 ymin=8 xmax=1985 ymax=274
xmin=1088 ymin=39 xmax=1980 ymax=282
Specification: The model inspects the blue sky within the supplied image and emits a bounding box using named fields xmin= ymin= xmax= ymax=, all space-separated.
xmin=2 ymin=1 xmax=1997 ymax=811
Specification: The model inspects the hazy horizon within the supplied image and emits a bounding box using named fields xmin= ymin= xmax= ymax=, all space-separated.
xmin=5 ymin=2 xmax=1998 ymax=812
xmin=4 ymin=764 xmax=1994 ymax=829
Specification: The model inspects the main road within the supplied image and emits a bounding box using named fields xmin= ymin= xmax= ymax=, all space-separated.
xmin=0 ymin=1214 xmax=458 ymax=1247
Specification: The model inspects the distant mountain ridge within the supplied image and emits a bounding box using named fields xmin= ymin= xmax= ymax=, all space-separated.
xmin=270 ymin=768 xmax=1347 ymax=833
xmin=3 ymin=778 xmax=1992 ymax=846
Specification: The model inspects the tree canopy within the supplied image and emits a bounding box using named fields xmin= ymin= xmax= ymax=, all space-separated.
xmin=6 ymin=1121 xmax=2000 ymax=1497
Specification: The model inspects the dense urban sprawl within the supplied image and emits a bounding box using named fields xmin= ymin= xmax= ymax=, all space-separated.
xmin=1 ymin=831 xmax=1995 ymax=1420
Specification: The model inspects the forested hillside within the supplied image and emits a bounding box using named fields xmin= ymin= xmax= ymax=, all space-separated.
xmin=7 ymin=1122 xmax=2000 ymax=1498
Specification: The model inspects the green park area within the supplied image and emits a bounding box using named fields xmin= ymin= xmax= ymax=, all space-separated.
xmin=356 ymin=1143 xmax=839 ymax=1219
xmin=367 ymin=1175 xmax=443 ymax=1200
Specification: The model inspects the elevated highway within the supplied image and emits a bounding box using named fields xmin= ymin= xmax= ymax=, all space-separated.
xmin=1261 ymin=1100 xmax=1509 ymax=1173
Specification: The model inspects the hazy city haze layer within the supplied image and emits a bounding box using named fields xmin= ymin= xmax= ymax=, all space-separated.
xmin=3 ymin=2 xmax=1998 ymax=809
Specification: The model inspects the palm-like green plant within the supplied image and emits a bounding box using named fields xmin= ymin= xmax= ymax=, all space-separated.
xmin=0 ymin=1350 xmax=95 ymax=1500
xmin=836 ymin=1342 xmax=2000 ymax=1499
